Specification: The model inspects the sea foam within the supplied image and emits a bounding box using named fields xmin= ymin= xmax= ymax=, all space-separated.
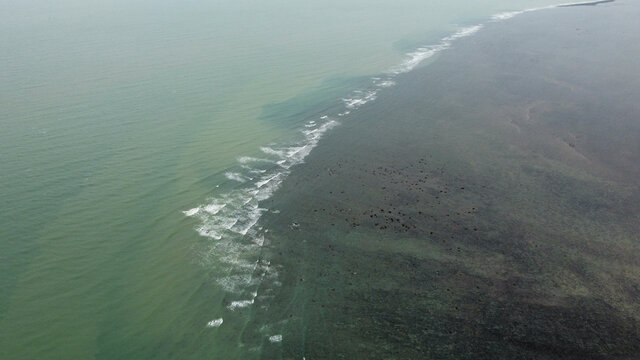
xmin=187 ymin=0 xmax=603 ymax=326
xmin=269 ymin=334 xmax=283 ymax=343
xmin=206 ymin=318 xmax=224 ymax=328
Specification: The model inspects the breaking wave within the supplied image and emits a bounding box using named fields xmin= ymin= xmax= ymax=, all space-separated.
xmin=184 ymin=0 xmax=611 ymax=332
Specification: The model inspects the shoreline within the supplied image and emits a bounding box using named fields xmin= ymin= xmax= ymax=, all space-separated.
xmin=242 ymin=0 xmax=640 ymax=357
xmin=184 ymin=0 xmax=626 ymax=310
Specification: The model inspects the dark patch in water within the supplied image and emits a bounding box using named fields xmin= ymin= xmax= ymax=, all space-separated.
xmin=242 ymin=3 xmax=640 ymax=359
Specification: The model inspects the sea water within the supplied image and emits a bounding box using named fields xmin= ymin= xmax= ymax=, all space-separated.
xmin=0 ymin=1 xmax=613 ymax=359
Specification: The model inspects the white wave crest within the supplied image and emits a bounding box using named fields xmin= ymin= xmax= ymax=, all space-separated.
xmin=183 ymin=207 xmax=200 ymax=217
xmin=228 ymin=299 xmax=255 ymax=310
xmin=342 ymin=90 xmax=378 ymax=109
xmin=189 ymin=0 xmax=592 ymax=326
xmin=206 ymin=318 xmax=223 ymax=328
xmin=491 ymin=10 xmax=526 ymax=21
xmin=375 ymin=79 xmax=396 ymax=88
xmin=204 ymin=202 xmax=226 ymax=215
xmin=391 ymin=25 xmax=483 ymax=75
xmin=185 ymin=117 xmax=339 ymax=298
xmin=269 ymin=334 xmax=283 ymax=343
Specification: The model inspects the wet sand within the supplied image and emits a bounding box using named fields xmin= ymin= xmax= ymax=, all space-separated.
xmin=240 ymin=1 xmax=640 ymax=358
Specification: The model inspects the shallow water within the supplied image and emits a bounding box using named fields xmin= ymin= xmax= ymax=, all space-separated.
xmin=1 ymin=0 xmax=638 ymax=359
xmin=240 ymin=1 xmax=640 ymax=358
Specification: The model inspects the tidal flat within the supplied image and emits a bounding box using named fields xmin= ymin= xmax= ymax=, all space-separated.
xmin=242 ymin=2 xmax=640 ymax=358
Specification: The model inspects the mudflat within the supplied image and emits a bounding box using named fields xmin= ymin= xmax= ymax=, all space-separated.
xmin=249 ymin=1 xmax=640 ymax=358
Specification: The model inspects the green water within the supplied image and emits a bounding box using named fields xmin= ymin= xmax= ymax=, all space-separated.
xmin=0 ymin=0 xmax=619 ymax=359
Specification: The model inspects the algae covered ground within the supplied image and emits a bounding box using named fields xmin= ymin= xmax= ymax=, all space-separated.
xmin=243 ymin=2 xmax=640 ymax=358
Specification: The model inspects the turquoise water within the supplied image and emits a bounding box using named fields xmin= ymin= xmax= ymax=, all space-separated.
xmin=0 ymin=1 xmax=620 ymax=358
